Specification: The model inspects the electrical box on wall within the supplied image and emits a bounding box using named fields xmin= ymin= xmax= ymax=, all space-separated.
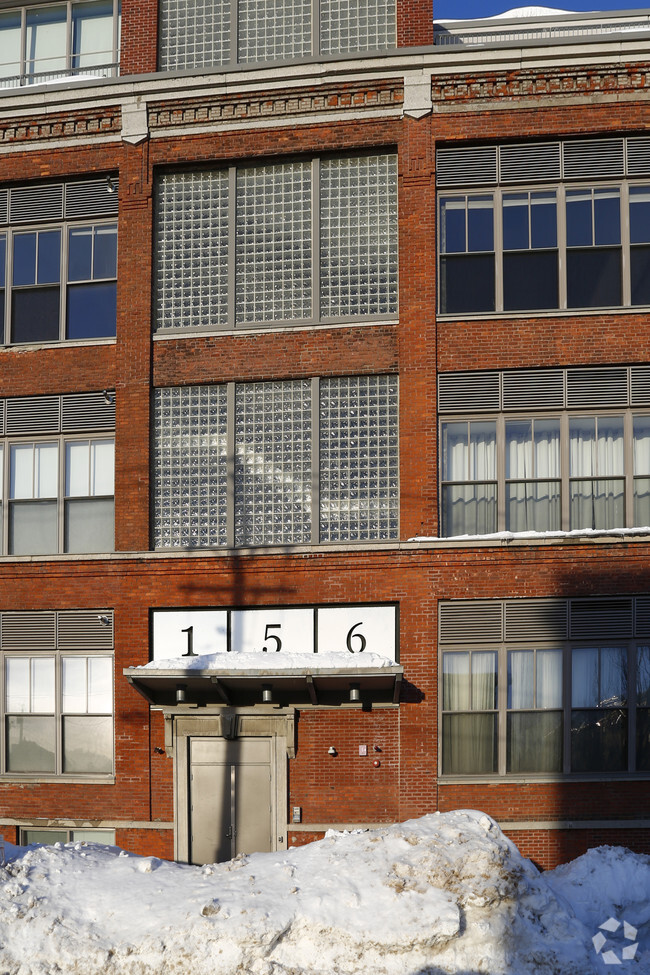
xmin=359 ymin=744 xmax=367 ymax=756
xmin=292 ymin=807 xmax=302 ymax=824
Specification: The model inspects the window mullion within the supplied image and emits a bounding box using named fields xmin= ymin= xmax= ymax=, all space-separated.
xmin=560 ymin=412 xmax=570 ymax=530
xmin=621 ymin=180 xmax=631 ymax=307
xmin=228 ymin=167 xmax=236 ymax=329
xmin=312 ymin=0 xmax=320 ymax=56
xmin=60 ymin=223 xmax=68 ymax=342
xmin=226 ymin=382 xmax=236 ymax=548
xmin=310 ymin=377 xmax=319 ymax=543
xmin=563 ymin=642 xmax=571 ymax=773
xmin=494 ymin=188 xmax=503 ymax=313
xmin=20 ymin=8 xmax=26 ymax=85
xmin=498 ymin=643 xmax=507 ymax=776
xmin=496 ymin=413 xmax=505 ymax=532
xmin=312 ymin=157 xmax=319 ymax=326
xmin=624 ymin=409 xmax=634 ymax=528
xmin=557 ymin=184 xmax=567 ymax=310
xmin=231 ymin=0 xmax=239 ymax=67
xmin=66 ymin=1 xmax=72 ymax=72
xmin=55 ymin=651 xmax=62 ymax=775
xmin=628 ymin=641 xmax=635 ymax=772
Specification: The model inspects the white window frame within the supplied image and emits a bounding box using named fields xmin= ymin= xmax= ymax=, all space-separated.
xmin=2 ymin=433 xmax=115 ymax=555
xmin=0 ymin=0 xmax=121 ymax=88
xmin=2 ymin=650 xmax=114 ymax=778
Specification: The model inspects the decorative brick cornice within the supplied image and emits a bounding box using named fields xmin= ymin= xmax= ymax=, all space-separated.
xmin=432 ymin=61 xmax=650 ymax=106
xmin=0 ymin=106 xmax=121 ymax=144
xmin=148 ymin=79 xmax=404 ymax=129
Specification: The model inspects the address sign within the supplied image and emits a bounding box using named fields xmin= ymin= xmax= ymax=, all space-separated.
xmin=152 ymin=605 xmax=398 ymax=664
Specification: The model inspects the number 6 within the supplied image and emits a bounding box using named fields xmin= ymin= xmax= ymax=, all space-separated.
xmin=346 ymin=622 xmax=366 ymax=653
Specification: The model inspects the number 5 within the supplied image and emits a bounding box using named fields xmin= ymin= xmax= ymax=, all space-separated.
xmin=262 ymin=623 xmax=282 ymax=652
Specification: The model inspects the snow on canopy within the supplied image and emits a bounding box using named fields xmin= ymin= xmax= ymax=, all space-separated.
xmin=0 ymin=810 xmax=649 ymax=974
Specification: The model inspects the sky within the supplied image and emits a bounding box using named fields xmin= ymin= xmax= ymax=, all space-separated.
xmin=434 ymin=1 xmax=650 ymax=21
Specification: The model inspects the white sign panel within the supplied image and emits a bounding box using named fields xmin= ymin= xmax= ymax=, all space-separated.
xmin=152 ymin=610 xmax=228 ymax=660
xmin=231 ymin=608 xmax=314 ymax=654
xmin=317 ymin=605 xmax=397 ymax=659
xmin=152 ymin=605 xmax=397 ymax=663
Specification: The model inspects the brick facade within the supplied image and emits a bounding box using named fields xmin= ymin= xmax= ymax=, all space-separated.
xmin=0 ymin=2 xmax=648 ymax=870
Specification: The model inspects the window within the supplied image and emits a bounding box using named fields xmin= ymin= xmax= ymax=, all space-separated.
xmin=153 ymin=376 xmax=399 ymax=548
xmin=158 ymin=0 xmax=395 ymax=70
xmin=440 ymin=410 xmax=650 ymax=535
xmin=439 ymin=597 xmax=650 ymax=777
xmin=0 ymin=609 xmax=113 ymax=778
xmin=0 ymin=179 xmax=118 ymax=345
xmin=437 ymin=137 xmax=650 ymax=316
xmin=0 ymin=0 xmax=120 ymax=87
xmin=439 ymin=365 xmax=650 ymax=536
xmin=0 ymin=391 xmax=115 ymax=555
xmin=154 ymin=155 xmax=398 ymax=332
xmin=21 ymin=828 xmax=116 ymax=845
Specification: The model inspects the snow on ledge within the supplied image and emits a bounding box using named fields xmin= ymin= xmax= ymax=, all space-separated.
xmin=135 ymin=650 xmax=398 ymax=673
xmin=408 ymin=525 xmax=650 ymax=543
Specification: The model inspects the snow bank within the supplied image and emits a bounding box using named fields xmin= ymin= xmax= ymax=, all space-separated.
xmin=0 ymin=811 xmax=648 ymax=974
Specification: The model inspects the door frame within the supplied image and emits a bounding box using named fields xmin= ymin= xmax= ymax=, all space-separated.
xmin=168 ymin=709 xmax=293 ymax=863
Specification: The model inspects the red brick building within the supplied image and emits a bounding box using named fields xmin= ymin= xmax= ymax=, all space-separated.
xmin=1 ymin=1 xmax=650 ymax=870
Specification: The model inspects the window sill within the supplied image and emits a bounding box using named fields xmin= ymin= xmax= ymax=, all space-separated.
xmin=437 ymin=305 xmax=650 ymax=323
xmin=1 ymin=337 xmax=116 ymax=353
xmin=153 ymin=318 xmax=399 ymax=339
xmin=0 ymin=774 xmax=115 ymax=784
xmin=439 ymin=772 xmax=650 ymax=784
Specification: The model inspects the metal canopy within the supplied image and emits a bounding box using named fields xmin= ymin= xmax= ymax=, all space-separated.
xmin=124 ymin=664 xmax=403 ymax=708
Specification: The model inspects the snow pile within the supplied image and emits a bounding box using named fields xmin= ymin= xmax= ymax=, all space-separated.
xmin=0 ymin=810 xmax=649 ymax=974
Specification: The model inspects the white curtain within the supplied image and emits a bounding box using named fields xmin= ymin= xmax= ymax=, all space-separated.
xmin=442 ymin=651 xmax=497 ymax=774
xmin=506 ymin=419 xmax=560 ymax=531
xmin=442 ymin=422 xmax=496 ymax=535
xmin=570 ymin=416 xmax=624 ymax=529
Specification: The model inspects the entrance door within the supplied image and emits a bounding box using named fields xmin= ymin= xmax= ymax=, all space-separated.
xmin=189 ymin=737 xmax=273 ymax=865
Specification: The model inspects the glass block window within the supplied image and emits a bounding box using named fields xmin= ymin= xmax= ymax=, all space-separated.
xmin=319 ymin=375 xmax=399 ymax=541
xmin=320 ymin=0 xmax=396 ymax=55
xmin=152 ymin=385 xmax=228 ymax=549
xmin=238 ymin=0 xmax=310 ymax=63
xmin=235 ymin=164 xmax=311 ymax=325
xmin=234 ymin=381 xmax=312 ymax=545
xmin=155 ymin=171 xmax=229 ymax=332
xmin=320 ymin=156 xmax=398 ymax=318
xmin=153 ymin=154 xmax=398 ymax=332
xmin=159 ymin=0 xmax=230 ymax=71
xmin=157 ymin=0 xmax=395 ymax=70
xmin=153 ymin=376 xmax=399 ymax=548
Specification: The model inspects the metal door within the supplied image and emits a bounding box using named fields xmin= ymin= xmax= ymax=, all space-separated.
xmin=189 ymin=737 xmax=273 ymax=865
